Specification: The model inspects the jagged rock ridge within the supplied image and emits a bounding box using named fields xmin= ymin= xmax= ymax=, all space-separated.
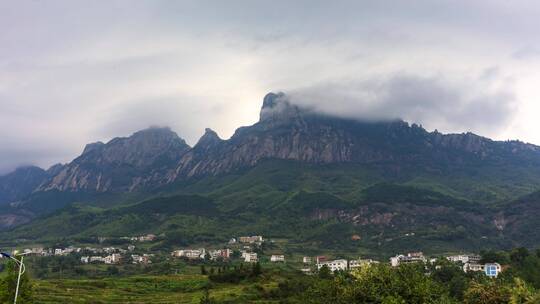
xmin=38 ymin=127 xmax=190 ymax=192
xmin=3 ymin=92 xmax=540 ymax=196
xmin=170 ymin=92 xmax=540 ymax=179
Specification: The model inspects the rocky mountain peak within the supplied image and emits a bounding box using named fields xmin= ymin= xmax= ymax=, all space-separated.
xmin=0 ymin=166 xmax=49 ymax=205
xmin=195 ymin=128 xmax=222 ymax=150
xmin=39 ymin=126 xmax=191 ymax=192
xmin=82 ymin=142 xmax=105 ymax=155
xmin=46 ymin=163 xmax=65 ymax=175
xmin=97 ymin=127 xmax=189 ymax=167
xmin=122 ymin=127 xmax=186 ymax=148
xmin=259 ymin=92 xmax=302 ymax=124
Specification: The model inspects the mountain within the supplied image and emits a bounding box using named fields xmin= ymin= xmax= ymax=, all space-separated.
xmin=0 ymin=166 xmax=507 ymax=255
xmin=499 ymin=191 xmax=540 ymax=248
xmin=38 ymin=127 xmax=190 ymax=193
xmin=0 ymin=165 xmax=59 ymax=229
xmin=0 ymin=166 xmax=50 ymax=205
xmin=2 ymin=92 xmax=540 ymax=254
xmin=8 ymin=92 xmax=540 ymax=198
xmin=171 ymin=92 xmax=540 ymax=181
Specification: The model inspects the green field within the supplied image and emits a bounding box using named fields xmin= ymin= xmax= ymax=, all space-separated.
xmin=32 ymin=274 xmax=278 ymax=303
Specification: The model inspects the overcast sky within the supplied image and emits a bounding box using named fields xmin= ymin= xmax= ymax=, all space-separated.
xmin=2 ymin=0 xmax=540 ymax=174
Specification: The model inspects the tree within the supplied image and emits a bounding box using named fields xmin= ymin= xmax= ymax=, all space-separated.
xmin=480 ymin=250 xmax=510 ymax=264
xmin=251 ymin=262 xmax=262 ymax=277
xmin=0 ymin=260 xmax=33 ymax=303
xmin=318 ymin=265 xmax=332 ymax=280
xmin=231 ymin=250 xmax=241 ymax=259
xmin=463 ymin=281 xmax=511 ymax=304
xmin=510 ymin=248 xmax=530 ymax=265
xmin=509 ymin=278 xmax=536 ymax=303
xmin=201 ymin=265 xmax=208 ymax=275
xmin=431 ymin=262 xmax=469 ymax=300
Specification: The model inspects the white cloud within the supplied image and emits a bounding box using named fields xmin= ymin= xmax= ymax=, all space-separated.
xmin=1 ymin=0 xmax=540 ymax=173
xmin=288 ymin=71 xmax=517 ymax=137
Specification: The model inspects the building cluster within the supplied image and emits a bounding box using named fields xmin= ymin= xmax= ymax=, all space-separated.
xmin=81 ymin=253 xmax=122 ymax=264
xmin=17 ymin=234 xmax=501 ymax=279
xmin=19 ymin=244 xmax=151 ymax=265
xmin=463 ymin=262 xmax=501 ymax=277
xmin=270 ymin=254 xmax=285 ymax=262
xmin=21 ymin=246 xmax=89 ymax=256
xmin=22 ymin=247 xmax=47 ymax=256
xmin=80 ymin=246 xmax=147 ymax=265
xmin=315 ymin=256 xmax=379 ymax=272
xmin=390 ymin=252 xmax=427 ymax=267
xmin=171 ymin=248 xmax=234 ymax=261
xmin=307 ymin=251 xmax=501 ymax=279
xmin=210 ymin=249 xmax=233 ymax=260
xmin=171 ymin=248 xmax=206 ymax=259
xmin=444 ymin=254 xmax=501 ymax=277
xmin=130 ymin=254 xmax=153 ymax=265
xmin=81 ymin=252 xmax=152 ymax=265
xmin=388 ymin=252 xmax=502 ymax=278
xmin=228 ymin=235 xmax=264 ymax=245
xmin=125 ymin=234 xmax=157 ymax=242
xmin=446 ymin=254 xmax=481 ymax=264
xmin=242 ymin=252 xmax=258 ymax=263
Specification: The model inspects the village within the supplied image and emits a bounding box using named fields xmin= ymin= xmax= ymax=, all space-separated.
xmin=14 ymin=234 xmax=503 ymax=278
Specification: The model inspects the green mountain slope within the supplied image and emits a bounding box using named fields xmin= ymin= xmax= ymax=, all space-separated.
xmin=3 ymin=159 xmax=529 ymax=255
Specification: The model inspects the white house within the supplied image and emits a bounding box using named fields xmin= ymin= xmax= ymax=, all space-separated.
xmin=130 ymin=234 xmax=156 ymax=242
xmin=171 ymin=249 xmax=206 ymax=259
xmin=90 ymin=256 xmax=105 ymax=263
xmin=209 ymin=249 xmax=233 ymax=260
xmin=390 ymin=252 xmax=427 ymax=267
xmin=80 ymin=256 xmax=90 ymax=264
xmin=349 ymin=259 xmax=378 ymax=269
xmin=270 ymin=255 xmax=285 ymax=262
xmin=463 ymin=263 xmax=483 ymax=272
xmin=317 ymin=259 xmax=348 ymax=272
xmin=238 ymin=236 xmax=263 ymax=244
xmin=463 ymin=262 xmax=502 ymax=278
xmin=104 ymin=253 xmax=122 ymax=264
xmin=447 ymin=254 xmax=481 ymax=264
xmin=484 ymin=263 xmax=502 ymax=278
xmin=303 ymin=257 xmax=312 ymax=264
xmin=243 ymin=253 xmax=258 ymax=263
xmin=131 ymin=254 xmax=152 ymax=264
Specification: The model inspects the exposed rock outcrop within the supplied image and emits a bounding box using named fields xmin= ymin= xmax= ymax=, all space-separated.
xmin=38 ymin=127 xmax=190 ymax=192
xmin=5 ymin=92 xmax=540 ymax=195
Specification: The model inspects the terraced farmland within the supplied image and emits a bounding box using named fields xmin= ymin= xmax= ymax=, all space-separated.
xmin=32 ymin=275 xmax=278 ymax=303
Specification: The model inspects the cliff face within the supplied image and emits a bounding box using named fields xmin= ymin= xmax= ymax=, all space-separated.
xmin=169 ymin=92 xmax=540 ymax=179
xmin=38 ymin=127 xmax=190 ymax=192
xmin=5 ymin=92 xmax=540 ymax=195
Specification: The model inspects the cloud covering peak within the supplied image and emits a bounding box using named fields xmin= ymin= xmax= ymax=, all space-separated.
xmin=1 ymin=0 xmax=540 ymax=173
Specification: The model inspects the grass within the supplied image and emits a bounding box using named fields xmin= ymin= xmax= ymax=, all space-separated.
xmin=32 ymin=274 xmax=278 ymax=304
xmin=4 ymin=159 xmax=540 ymax=256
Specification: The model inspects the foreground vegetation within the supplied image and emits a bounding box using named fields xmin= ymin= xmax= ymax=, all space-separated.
xmin=5 ymin=158 xmax=540 ymax=257
xmin=3 ymin=248 xmax=540 ymax=303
